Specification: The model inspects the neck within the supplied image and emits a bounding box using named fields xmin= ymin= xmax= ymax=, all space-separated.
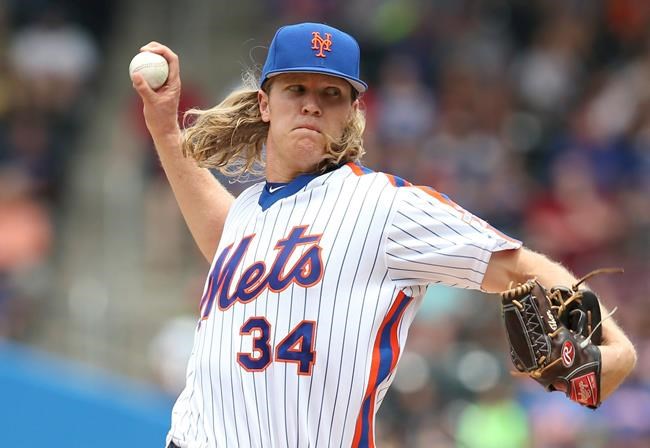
xmin=264 ymin=140 xmax=321 ymax=182
xmin=265 ymin=165 xmax=301 ymax=183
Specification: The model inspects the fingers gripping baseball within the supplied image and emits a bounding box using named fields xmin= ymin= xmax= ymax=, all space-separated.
xmin=139 ymin=41 xmax=181 ymax=85
xmin=130 ymin=42 xmax=182 ymax=140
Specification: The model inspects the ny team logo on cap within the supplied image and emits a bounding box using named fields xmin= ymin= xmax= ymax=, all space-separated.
xmin=311 ymin=32 xmax=332 ymax=58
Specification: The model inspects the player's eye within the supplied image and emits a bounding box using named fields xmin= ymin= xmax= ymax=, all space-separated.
xmin=287 ymin=85 xmax=305 ymax=93
xmin=323 ymin=87 xmax=341 ymax=98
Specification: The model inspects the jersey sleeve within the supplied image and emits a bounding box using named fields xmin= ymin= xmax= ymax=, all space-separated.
xmin=384 ymin=186 xmax=521 ymax=289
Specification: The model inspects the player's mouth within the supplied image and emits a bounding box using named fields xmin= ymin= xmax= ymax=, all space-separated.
xmin=294 ymin=124 xmax=321 ymax=133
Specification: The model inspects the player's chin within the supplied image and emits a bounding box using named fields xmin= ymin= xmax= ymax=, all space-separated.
xmin=293 ymin=136 xmax=326 ymax=155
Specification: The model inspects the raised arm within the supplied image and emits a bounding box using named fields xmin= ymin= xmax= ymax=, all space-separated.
xmin=483 ymin=247 xmax=637 ymax=402
xmin=131 ymin=42 xmax=234 ymax=262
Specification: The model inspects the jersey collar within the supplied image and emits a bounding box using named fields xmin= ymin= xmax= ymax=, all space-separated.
xmin=259 ymin=172 xmax=320 ymax=211
xmin=258 ymin=164 xmax=345 ymax=211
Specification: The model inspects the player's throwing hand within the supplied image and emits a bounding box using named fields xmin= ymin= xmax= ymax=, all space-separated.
xmin=131 ymin=42 xmax=182 ymax=143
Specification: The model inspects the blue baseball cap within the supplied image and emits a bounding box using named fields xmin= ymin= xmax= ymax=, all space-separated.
xmin=260 ymin=22 xmax=367 ymax=93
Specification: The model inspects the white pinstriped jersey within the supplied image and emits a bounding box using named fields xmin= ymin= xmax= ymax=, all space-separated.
xmin=166 ymin=162 xmax=521 ymax=448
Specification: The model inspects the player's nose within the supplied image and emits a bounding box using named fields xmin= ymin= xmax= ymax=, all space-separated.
xmin=301 ymin=93 xmax=322 ymax=116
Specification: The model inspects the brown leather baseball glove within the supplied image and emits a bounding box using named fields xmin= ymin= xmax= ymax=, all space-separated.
xmin=500 ymin=269 xmax=621 ymax=409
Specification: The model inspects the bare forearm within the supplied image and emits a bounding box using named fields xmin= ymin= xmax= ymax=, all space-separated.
xmin=482 ymin=247 xmax=578 ymax=293
xmin=154 ymin=131 xmax=234 ymax=262
xmin=599 ymin=321 xmax=638 ymax=400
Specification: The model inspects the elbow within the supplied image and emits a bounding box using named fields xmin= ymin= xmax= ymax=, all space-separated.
xmin=481 ymin=248 xmax=524 ymax=293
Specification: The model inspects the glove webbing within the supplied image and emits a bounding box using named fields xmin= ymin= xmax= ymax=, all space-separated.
xmin=549 ymin=267 xmax=624 ymax=317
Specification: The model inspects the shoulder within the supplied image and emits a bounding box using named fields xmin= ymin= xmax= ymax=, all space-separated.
xmin=345 ymin=162 xmax=410 ymax=188
xmin=345 ymin=162 xmax=452 ymax=207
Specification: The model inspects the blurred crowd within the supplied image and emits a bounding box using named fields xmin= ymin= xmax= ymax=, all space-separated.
xmin=0 ymin=1 xmax=111 ymax=338
xmin=2 ymin=0 xmax=649 ymax=447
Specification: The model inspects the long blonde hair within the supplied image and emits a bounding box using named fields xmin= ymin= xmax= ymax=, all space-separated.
xmin=182 ymin=74 xmax=366 ymax=179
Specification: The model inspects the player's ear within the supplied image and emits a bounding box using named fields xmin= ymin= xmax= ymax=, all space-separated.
xmin=351 ymin=98 xmax=359 ymax=112
xmin=347 ymin=97 xmax=359 ymax=121
xmin=258 ymin=89 xmax=271 ymax=123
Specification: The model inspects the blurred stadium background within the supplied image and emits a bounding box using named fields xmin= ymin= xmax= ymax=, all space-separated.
xmin=0 ymin=0 xmax=648 ymax=446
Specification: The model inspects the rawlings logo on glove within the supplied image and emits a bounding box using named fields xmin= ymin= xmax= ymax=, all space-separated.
xmin=500 ymin=268 xmax=621 ymax=409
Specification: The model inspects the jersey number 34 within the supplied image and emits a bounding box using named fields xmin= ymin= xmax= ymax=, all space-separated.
xmin=237 ymin=317 xmax=316 ymax=376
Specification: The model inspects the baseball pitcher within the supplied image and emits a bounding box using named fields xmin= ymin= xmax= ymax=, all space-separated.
xmin=131 ymin=22 xmax=637 ymax=448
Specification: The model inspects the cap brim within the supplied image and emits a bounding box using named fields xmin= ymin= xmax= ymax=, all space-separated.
xmin=265 ymin=68 xmax=367 ymax=93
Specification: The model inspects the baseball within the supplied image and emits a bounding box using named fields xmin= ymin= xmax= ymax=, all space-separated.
xmin=129 ymin=51 xmax=169 ymax=90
